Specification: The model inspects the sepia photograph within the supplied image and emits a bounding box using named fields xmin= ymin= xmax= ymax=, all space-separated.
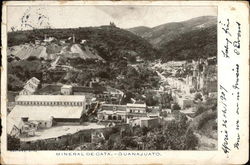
xmin=6 ymin=4 xmax=218 ymax=151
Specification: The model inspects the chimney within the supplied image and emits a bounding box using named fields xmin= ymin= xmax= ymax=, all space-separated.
xmin=73 ymin=34 xmax=75 ymax=43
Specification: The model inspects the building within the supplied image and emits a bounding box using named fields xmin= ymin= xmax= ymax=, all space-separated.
xmin=97 ymin=104 xmax=127 ymax=122
xmin=35 ymin=40 xmax=41 ymax=45
xmin=105 ymin=87 xmax=124 ymax=104
xmin=7 ymin=95 xmax=86 ymax=137
xmin=60 ymin=40 xmax=66 ymax=44
xmin=61 ymin=85 xmax=73 ymax=95
xmin=163 ymin=109 xmax=172 ymax=113
xmin=126 ymin=103 xmax=147 ymax=119
xmin=128 ymin=117 xmax=159 ymax=128
xmin=147 ymin=106 xmax=160 ymax=118
xmin=19 ymin=77 xmax=40 ymax=95
xmin=174 ymin=94 xmax=193 ymax=109
xmin=7 ymin=118 xmax=23 ymax=137
xmin=97 ymin=103 xmax=149 ymax=123
xmin=81 ymin=39 xmax=86 ymax=44
xmin=44 ymin=35 xmax=55 ymax=43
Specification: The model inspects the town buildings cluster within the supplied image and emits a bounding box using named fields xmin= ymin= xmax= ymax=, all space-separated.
xmin=155 ymin=58 xmax=217 ymax=109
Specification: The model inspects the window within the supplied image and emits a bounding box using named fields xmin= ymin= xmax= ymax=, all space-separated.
xmin=130 ymin=109 xmax=132 ymax=113
xmin=107 ymin=115 xmax=111 ymax=120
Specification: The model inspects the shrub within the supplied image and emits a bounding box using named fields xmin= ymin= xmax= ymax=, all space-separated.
xmin=27 ymin=56 xmax=39 ymax=61
xmin=172 ymin=103 xmax=181 ymax=110
xmin=194 ymin=92 xmax=203 ymax=101
xmin=7 ymin=135 xmax=20 ymax=150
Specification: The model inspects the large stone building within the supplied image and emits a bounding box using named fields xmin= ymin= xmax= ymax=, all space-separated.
xmin=97 ymin=104 xmax=127 ymax=122
xmin=97 ymin=103 xmax=148 ymax=123
xmin=186 ymin=59 xmax=217 ymax=93
xmin=7 ymin=95 xmax=86 ymax=137
xmin=126 ymin=103 xmax=147 ymax=119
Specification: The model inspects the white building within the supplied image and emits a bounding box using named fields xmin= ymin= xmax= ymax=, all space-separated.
xmin=61 ymin=85 xmax=73 ymax=95
xmin=19 ymin=77 xmax=40 ymax=95
xmin=44 ymin=35 xmax=55 ymax=43
xmin=126 ymin=103 xmax=147 ymax=119
xmin=127 ymin=117 xmax=159 ymax=128
xmin=97 ymin=104 xmax=127 ymax=122
xmin=8 ymin=95 xmax=86 ymax=137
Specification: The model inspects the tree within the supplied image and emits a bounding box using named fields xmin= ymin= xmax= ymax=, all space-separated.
xmin=195 ymin=105 xmax=206 ymax=116
xmin=194 ymin=92 xmax=203 ymax=101
xmin=146 ymin=93 xmax=158 ymax=106
xmin=121 ymin=136 xmax=137 ymax=148
xmin=27 ymin=56 xmax=39 ymax=61
xmin=7 ymin=135 xmax=20 ymax=150
xmin=172 ymin=103 xmax=181 ymax=111
xmin=184 ymin=130 xmax=199 ymax=150
xmin=128 ymin=56 xmax=136 ymax=63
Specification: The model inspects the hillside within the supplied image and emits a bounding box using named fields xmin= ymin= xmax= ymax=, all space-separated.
xmin=127 ymin=26 xmax=151 ymax=36
xmin=8 ymin=26 xmax=158 ymax=61
xmin=127 ymin=16 xmax=217 ymax=62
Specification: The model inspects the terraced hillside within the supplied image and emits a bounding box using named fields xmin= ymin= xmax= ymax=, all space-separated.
xmin=7 ymin=43 xmax=104 ymax=61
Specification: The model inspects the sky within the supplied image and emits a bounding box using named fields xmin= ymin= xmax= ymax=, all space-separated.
xmin=7 ymin=5 xmax=217 ymax=31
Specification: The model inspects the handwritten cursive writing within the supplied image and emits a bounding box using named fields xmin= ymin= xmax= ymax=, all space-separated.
xmin=220 ymin=85 xmax=231 ymax=154
xmin=233 ymin=22 xmax=241 ymax=55
xmin=219 ymin=19 xmax=232 ymax=36
xmin=232 ymin=64 xmax=239 ymax=90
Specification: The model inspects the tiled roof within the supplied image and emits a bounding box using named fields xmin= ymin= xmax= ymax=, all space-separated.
xmin=8 ymin=105 xmax=85 ymax=121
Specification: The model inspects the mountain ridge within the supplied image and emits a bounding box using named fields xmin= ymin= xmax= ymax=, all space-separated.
xmin=8 ymin=26 xmax=158 ymax=62
xmin=127 ymin=16 xmax=217 ymax=62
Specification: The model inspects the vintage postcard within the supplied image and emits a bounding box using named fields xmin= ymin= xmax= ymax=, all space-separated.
xmin=1 ymin=1 xmax=249 ymax=164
